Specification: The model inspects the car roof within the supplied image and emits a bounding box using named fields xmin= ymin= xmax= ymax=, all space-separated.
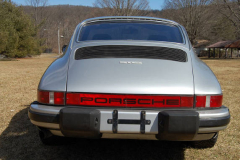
xmin=79 ymin=16 xmax=179 ymax=26
xmin=70 ymin=16 xmax=190 ymax=50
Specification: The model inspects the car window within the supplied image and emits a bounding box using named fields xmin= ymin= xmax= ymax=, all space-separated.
xmin=78 ymin=22 xmax=183 ymax=43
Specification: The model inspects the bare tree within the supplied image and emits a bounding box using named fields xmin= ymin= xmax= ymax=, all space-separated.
xmin=25 ymin=0 xmax=50 ymax=48
xmin=215 ymin=0 xmax=240 ymax=37
xmin=163 ymin=0 xmax=213 ymax=43
xmin=25 ymin=0 xmax=48 ymax=26
xmin=94 ymin=0 xmax=150 ymax=16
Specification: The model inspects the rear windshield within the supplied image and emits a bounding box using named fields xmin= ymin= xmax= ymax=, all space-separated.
xmin=78 ymin=22 xmax=183 ymax=43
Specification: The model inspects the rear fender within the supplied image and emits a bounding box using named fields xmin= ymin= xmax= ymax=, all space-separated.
xmin=190 ymin=49 xmax=222 ymax=95
xmin=38 ymin=46 xmax=71 ymax=92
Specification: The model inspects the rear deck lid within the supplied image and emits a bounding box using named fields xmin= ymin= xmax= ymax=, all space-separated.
xmin=66 ymin=45 xmax=194 ymax=95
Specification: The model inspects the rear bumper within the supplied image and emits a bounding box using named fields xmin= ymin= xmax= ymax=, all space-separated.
xmin=28 ymin=102 xmax=230 ymax=141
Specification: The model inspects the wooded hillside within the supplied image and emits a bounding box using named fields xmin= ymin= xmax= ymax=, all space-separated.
xmin=3 ymin=0 xmax=240 ymax=54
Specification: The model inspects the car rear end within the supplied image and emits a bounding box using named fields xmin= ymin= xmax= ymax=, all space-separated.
xmin=28 ymin=17 xmax=230 ymax=146
xmin=29 ymin=94 xmax=229 ymax=141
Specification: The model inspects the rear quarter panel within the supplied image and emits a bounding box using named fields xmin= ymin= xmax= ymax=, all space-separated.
xmin=190 ymin=49 xmax=222 ymax=95
xmin=38 ymin=46 xmax=71 ymax=92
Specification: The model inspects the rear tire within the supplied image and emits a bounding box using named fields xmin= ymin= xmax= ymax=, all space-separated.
xmin=192 ymin=132 xmax=218 ymax=149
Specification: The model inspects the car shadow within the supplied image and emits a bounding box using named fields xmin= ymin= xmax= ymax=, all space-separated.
xmin=0 ymin=107 xmax=187 ymax=160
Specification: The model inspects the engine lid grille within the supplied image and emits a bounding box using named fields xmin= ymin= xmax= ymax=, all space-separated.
xmin=75 ymin=45 xmax=187 ymax=62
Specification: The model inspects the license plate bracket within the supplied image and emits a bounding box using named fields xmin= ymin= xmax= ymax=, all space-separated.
xmin=107 ymin=110 xmax=151 ymax=134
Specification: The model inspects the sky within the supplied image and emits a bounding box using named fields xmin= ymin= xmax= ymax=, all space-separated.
xmin=12 ymin=0 xmax=164 ymax=10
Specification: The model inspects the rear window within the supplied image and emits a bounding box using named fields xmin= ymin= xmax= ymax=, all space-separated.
xmin=78 ymin=22 xmax=183 ymax=43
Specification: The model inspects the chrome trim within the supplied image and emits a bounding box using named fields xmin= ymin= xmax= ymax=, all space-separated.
xmin=198 ymin=106 xmax=229 ymax=119
xmin=80 ymin=16 xmax=179 ymax=27
xmin=71 ymin=23 xmax=81 ymax=49
xmin=30 ymin=103 xmax=230 ymax=119
xmin=198 ymin=126 xmax=227 ymax=133
xmin=50 ymin=130 xmax=64 ymax=136
xmin=179 ymin=25 xmax=191 ymax=50
xmin=192 ymin=133 xmax=215 ymax=141
xmin=30 ymin=103 xmax=63 ymax=114
xmin=30 ymin=120 xmax=59 ymax=129
xmin=49 ymin=131 xmax=215 ymax=141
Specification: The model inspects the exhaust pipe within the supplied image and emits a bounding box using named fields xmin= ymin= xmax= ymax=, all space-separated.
xmin=38 ymin=127 xmax=53 ymax=141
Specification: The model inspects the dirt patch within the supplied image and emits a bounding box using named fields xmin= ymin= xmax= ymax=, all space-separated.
xmin=0 ymin=55 xmax=239 ymax=159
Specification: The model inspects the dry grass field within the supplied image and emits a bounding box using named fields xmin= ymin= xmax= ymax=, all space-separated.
xmin=0 ymin=54 xmax=239 ymax=160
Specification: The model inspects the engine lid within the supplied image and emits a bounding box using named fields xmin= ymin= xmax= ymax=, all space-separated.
xmin=67 ymin=56 xmax=194 ymax=95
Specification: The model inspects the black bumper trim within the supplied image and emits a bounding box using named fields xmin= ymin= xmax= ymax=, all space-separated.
xmin=28 ymin=110 xmax=59 ymax=124
xmin=199 ymin=115 xmax=230 ymax=127
xmin=28 ymin=109 xmax=230 ymax=128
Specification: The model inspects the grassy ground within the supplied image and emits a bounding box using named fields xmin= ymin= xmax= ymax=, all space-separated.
xmin=0 ymin=54 xmax=239 ymax=160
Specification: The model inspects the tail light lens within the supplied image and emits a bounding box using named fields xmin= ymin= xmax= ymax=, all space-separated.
xmin=37 ymin=91 xmax=222 ymax=108
xmin=66 ymin=93 xmax=194 ymax=108
xmin=196 ymin=95 xmax=222 ymax=108
xmin=38 ymin=90 xmax=65 ymax=105
xmin=38 ymin=90 xmax=49 ymax=104
xmin=181 ymin=96 xmax=194 ymax=107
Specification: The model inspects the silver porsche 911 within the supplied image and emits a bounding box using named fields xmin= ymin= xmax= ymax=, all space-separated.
xmin=29 ymin=16 xmax=230 ymax=148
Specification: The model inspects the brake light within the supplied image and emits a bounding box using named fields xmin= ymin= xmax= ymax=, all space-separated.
xmin=37 ymin=91 xmax=222 ymax=108
xmin=38 ymin=90 xmax=65 ymax=105
xmin=196 ymin=96 xmax=206 ymax=107
xmin=38 ymin=90 xmax=49 ymax=104
xmin=196 ymin=95 xmax=222 ymax=108
xmin=54 ymin=92 xmax=65 ymax=105
xmin=210 ymin=95 xmax=223 ymax=107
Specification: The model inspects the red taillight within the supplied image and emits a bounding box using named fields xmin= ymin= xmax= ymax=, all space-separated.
xmin=54 ymin=92 xmax=65 ymax=105
xmin=181 ymin=96 xmax=194 ymax=107
xmin=210 ymin=95 xmax=223 ymax=107
xmin=66 ymin=93 xmax=194 ymax=108
xmin=37 ymin=91 xmax=222 ymax=108
xmin=66 ymin=93 xmax=79 ymax=105
xmin=38 ymin=91 xmax=49 ymax=104
xmin=196 ymin=95 xmax=222 ymax=108
xmin=196 ymin=96 xmax=206 ymax=107
xmin=38 ymin=90 xmax=65 ymax=105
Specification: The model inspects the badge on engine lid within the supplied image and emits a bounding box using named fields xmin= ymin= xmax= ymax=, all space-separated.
xmin=119 ymin=61 xmax=142 ymax=64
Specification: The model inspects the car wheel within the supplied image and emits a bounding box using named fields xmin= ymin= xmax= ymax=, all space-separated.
xmin=192 ymin=132 xmax=218 ymax=149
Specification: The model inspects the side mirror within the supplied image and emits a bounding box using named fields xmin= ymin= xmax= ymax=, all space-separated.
xmin=62 ymin=45 xmax=67 ymax=53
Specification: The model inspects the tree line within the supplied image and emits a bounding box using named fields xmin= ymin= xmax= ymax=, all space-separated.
xmin=0 ymin=0 xmax=239 ymax=57
xmin=0 ymin=0 xmax=41 ymax=58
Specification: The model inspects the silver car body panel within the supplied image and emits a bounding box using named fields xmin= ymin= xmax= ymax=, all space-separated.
xmin=67 ymin=42 xmax=194 ymax=94
xmin=190 ymin=49 xmax=222 ymax=95
xmin=38 ymin=38 xmax=72 ymax=91
xmin=38 ymin=55 xmax=69 ymax=91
